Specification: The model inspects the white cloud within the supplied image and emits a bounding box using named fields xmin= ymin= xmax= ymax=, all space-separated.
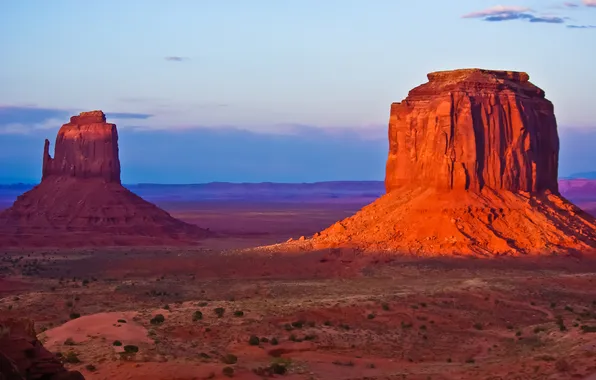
xmin=583 ymin=0 xmax=596 ymax=6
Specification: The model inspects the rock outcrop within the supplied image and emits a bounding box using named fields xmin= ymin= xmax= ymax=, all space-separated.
xmin=42 ymin=111 xmax=120 ymax=183
xmin=0 ymin=111 xmax=211 ymax=247
xmin=0 ymin=318 xmax=84 ymax=380
xmin=385 ymin=69 xmax=559 ymax=194
xmin=284 ymin=69 xmax=596 ymax=256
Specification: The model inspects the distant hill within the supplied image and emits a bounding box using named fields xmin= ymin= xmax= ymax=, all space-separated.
xmin=566 ymin=172 xmax=596 ymax=179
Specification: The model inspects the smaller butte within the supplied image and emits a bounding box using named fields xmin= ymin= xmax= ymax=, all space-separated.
xmin=282 ymin=69 xmax=596 ymax=256
xmin=0 ymin=110 xmax=211 ymax=248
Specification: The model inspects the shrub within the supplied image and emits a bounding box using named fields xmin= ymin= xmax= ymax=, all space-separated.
xmin=123 ymin=345 xmax=139 ymax=354
xmin=69 ymin=312 xmax=81 ymax=320
xmin=113 ymin=340 xmax=122 ymax=346
xmin=222 ymin=366 xmax=234 ymax=377
xmin=381 ymin=303 xmax=390 ymax=311
xmin=465 ymin=358 xmax=475 ymax=364
xmin=150 ymin=314 xmax=165 ymax=325
xmin=63 ymin=351 xmax=80 ymax=364
xmin=85 ymin=364 xmax=96 ymax=372
xmin=581 ymin=325 xmax=596 ymax=333
xmin=234 ymin=311 xmax=244 ymax=317
xmin=192 ymin=311 xmax=203 ymax=321
xmin=270 ymin=337 xmax=279 ymax=345
xmin=248 ymin=335 xmax=260 ymax=346
xmin=367 ymin=313 xmax=375 ymax=320
xmin=64 ymin=338 xmax=76 ymax=346
xmin=260 ymin=337 xmax=269 ymax=343
xmin=117 ymin=319 xmax=127 ymax=323
xmin=214 ymin=307 xmax=225 ymax=318
xmin=163 ymin=304 xmax=170 ymax=310
xmin=291 ymin=320 xmax=305 ymax=328
xmin=222 ymin=353 xmax=238 ymax=364
xmin=198 ymin=301 xmax=208 ymax=307
xmin=473 ymin=323 xmax=483 ymax=330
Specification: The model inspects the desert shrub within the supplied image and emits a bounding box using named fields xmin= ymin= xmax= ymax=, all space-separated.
xmin=200 ymin=352 xmax=211 ymax=359
xmin=340 ymin=324 xmax=350 ymax=330
xmin=82 ymin=279 xmax=89 ymax=286
xmin=289 ymin=334 xmax=298 ymax=342
xmin=270 ymin=337 xmax=279 ymax=345
xmin=473 ymin=323 xmax=483 ymax=330
xmin=192 ymin=311 xmax=203 ymax=321
xmin=564 ymin=305 xmax=574 ymax=312
xmin=367 ymin=313 xmax=375 ymax=320
xmin=163 ymin=304 xmax=170 ymax=310
xmin=304 ymin=334 xmax=317 ymax=341
xmin=260 ymin=337 xmax=269 ymax=343
xmin=581 ymin=325 xmax=596 ymax=333
xmin=64 ymin=338 xmax=76 ymax=346
xmin=113 ymin=340 xmax=122 ymax=346
xmin=291 ymin=320 xmax=305 ymax=328
xmin=117 ymin=319 xmax=127 ymax=323
xmin=550 ymin=302 xmax=557 ymax=308
xmin=222 ymin=366 xmax=234 ymax=377
xmin=63 ymin=351 xmax=80 ymax=364
xmin=69 ymin=312 xmax=81 ymax=320
xmin=284 ymin=323 xmax=293 ymax=331
xmin=420 ymin=302 xmax=427 ymax=308
xmin=323 ymin=321 xmax=332 ymax=326
xmin=555 ymin=358 xmax=570 ymax=372
xmin=66 ymin=301 xmax=73 ymax=307
xmin=198 ymin=301 xmax=208 ymax=307
xmin=381 ymin=303 xmax=390 ymax=311
xmin=534 ymin=326 xmax=546 ymax=334
xmin=150 ymin=314 xmax=165 ymax=325
xmin=233 ymin=311 xmax=244 ymax=317
xmin=222 ymin=354 xmax=238 ymax=364
xmin=556 ymin=316 xmax=567 ymax=331
xmin=248 ymin=335 xmax=260 ymax=346
xmin=214 ymin=307 xmax=225 ymax=318
xmin=123 ymin=345 xmax=139 ymax=354
xmin=85 ymin=364 xmax=96 ymax=372
xmin=465 ymin=358 xmax=475 ymax=364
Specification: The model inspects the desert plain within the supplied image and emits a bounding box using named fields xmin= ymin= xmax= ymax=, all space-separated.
xmin=2 ymin=181 xmax=596 ymax=380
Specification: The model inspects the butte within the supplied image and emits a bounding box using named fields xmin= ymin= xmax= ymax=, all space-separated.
xmin=0 ymin=110 xmax=210 ymax=248
xmin=291 ymin=69 xmax=596 ymax=256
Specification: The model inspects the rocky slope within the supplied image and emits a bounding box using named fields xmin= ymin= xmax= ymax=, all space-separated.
xmin=283 ymin=69 xmax=596 ymax=255
xmin=0 ymin=111 xmax=211 ymax=247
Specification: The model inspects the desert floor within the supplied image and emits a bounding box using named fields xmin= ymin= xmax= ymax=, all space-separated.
xmin=2 ymin=193 xmax=596 ymax=379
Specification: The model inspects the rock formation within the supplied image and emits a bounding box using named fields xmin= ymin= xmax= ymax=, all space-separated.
xmin=291 ymin=69 xmax=596 ymax=255
xmin=0 ymin=318 xmax=84 ymax=379
xmin=0 ymin=111 xmax=210 ymax=247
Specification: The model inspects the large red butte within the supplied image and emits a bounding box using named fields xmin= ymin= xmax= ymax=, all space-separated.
xmin=0 ymin=111 xmax=210 ymax=248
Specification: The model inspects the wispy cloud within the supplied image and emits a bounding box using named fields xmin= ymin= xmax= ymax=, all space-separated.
xmin=463 ymin=6 xmax=565 ymax=23
xmin=564 ymin=2 xmax=579 ymax=7
xmin=164 ymin=56 xmax=189 ymax=62
xmin=567 ymin=24 xmax=596 ymax=27
xmin=584 ymin=0 xmax=596 ymax=6
xmin=106 ymin=112 xmax=153 ymax=120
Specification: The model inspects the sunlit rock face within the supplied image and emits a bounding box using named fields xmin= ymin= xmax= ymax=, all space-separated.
xmin=385 ymin=69 xmax=559 ymax=194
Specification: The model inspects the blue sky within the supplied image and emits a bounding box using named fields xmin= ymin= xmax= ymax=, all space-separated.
xmin=1 ymin=0 xmax=595 ymax=183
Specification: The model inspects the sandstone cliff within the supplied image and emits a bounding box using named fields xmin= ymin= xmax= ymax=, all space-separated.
xmin=42 ymin=111 xmax=120 ymax=183
xmin=282 ymin=69 xmax=596 ymax=256
xmin=386 ymin=69 xmax=559 ymax=194
xmin=0 ymin=111 xmax=211 ymax=247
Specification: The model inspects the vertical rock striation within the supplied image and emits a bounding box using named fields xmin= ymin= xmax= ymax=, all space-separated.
xmin=42 ymin=111 xmax=121 ymax=183
xmin=286 ymin=69 xmax=596 ymax=256
xmin=385 ymin=69 xmax=559 ymax=194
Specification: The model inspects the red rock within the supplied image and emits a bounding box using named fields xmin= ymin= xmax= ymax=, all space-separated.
xmin=0 ymin=318 xmax=85 ymax=380
xmin=0 ymin=111 xmax=211 ymax=247
xmin=386 ymin=69 xmax=559 ymax=194
xmin=42 ymin=110 xmax=120 ymax=183
xmin=291 ymin=69 xmax=596 ymax=256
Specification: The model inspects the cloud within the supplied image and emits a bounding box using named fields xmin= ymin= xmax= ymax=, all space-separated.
xmin=463 ymin=6 xmax=566 ymax=23
xmin=567 ymin=24 xmax=596 ymax=27
xmin=106 ymin=112 xmax=153 ymax=120
xmin=584 ymin=0 xmax=596 ymax=6
xmin=164 ymin=56 xmax=189 ymax=62
xmin=564 ymin=1 xmax=579 ymax=7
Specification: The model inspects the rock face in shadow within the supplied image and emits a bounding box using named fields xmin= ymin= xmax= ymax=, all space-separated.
xmin=0 ymin=318 xmax=84 ymax=380
xmin=0 ymin=111 xmax=210 ymax=247
xmin=385 ymin=69 xmax=560 ymax=194
xmin=284 ymin=69 xmax=596 ymax=256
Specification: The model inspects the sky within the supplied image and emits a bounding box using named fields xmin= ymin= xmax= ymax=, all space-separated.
xmin=1 ymin=0 xmax=595 ymax=183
